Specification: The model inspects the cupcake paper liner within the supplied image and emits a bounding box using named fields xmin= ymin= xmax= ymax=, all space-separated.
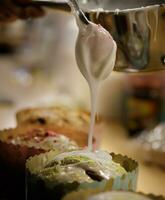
xmin=62 ymin=190 xmax=165 ymax=200
xmin=26 ymin=151 xmax=138 ymax=200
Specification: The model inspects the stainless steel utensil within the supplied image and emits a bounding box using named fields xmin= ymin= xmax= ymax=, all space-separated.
xmin=69 ymin=0 xmax=89 ymax=25
xmin=32 ymin=0 xmax=165 ymax=72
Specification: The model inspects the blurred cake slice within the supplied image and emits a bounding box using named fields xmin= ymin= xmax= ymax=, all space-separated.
xmin=16 ymin=106 xmax=98 ymax=148
xmin=16 ymin=106 xmax=91 ymax=132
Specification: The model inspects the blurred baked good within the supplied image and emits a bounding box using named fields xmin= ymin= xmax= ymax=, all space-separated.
xmin=0 ymin=124 xmax=87 ymax=199
xmin=16 ymin=106 xmax=91 ymax=132
xmin=0 ymin=0 xmax=44 ymax=23
xmin=0 ymin=124 xmax=88 ymax=167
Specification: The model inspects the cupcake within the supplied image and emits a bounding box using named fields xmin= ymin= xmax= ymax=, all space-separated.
xmin=16 ymin=106 xmax=99 ymax=148
xmin=0 ymin=124 xmax=88 ymax=167
xmin=26 ymin=150 xmax=138 ymax=200
xmin=63 ymin=190 xmax=165 ymax=200
xmin=0 ymin=124 xmax=83 ymax=199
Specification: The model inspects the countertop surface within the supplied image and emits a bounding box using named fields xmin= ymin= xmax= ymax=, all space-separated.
xmin=100 ymin=121 xmax=165 ymax=196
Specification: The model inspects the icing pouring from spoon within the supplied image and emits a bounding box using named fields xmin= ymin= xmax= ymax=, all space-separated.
xmin=68 ymin=0 xmax=117 ymax=151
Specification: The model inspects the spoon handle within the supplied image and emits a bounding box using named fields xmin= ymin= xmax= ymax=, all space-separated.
xmin=69 ymin=0 xmax=89 ymax=25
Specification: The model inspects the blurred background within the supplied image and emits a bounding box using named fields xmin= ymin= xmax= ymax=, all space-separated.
xmin=0 ymin=3 xmax=165 ymax=197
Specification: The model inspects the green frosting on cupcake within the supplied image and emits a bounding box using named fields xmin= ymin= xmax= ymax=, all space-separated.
xmin=37 ymin=150 xmax=126 ymax=185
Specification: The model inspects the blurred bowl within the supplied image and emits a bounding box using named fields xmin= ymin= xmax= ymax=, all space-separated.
xmin=34 ymin=0 xmax=165 ymax=72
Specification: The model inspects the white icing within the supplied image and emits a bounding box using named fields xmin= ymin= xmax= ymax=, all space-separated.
xmin=75 ymin=20 xmax=116 ymax=150
xmin=75 ymin=22 xmax=117 ymax=82
xmin=54 ymin=149 xmax=112 ymax=164
xmin=11 ymin=134 xmax=78 ymax=151
xmin=48 ymin=150 xmax=125 ymax=180
xmin=88 ymin=191 xmax=152 ymax=200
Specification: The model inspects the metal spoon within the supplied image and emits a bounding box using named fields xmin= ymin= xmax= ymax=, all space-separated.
xmin=68 ymin=0 xmax=89 ymax=25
